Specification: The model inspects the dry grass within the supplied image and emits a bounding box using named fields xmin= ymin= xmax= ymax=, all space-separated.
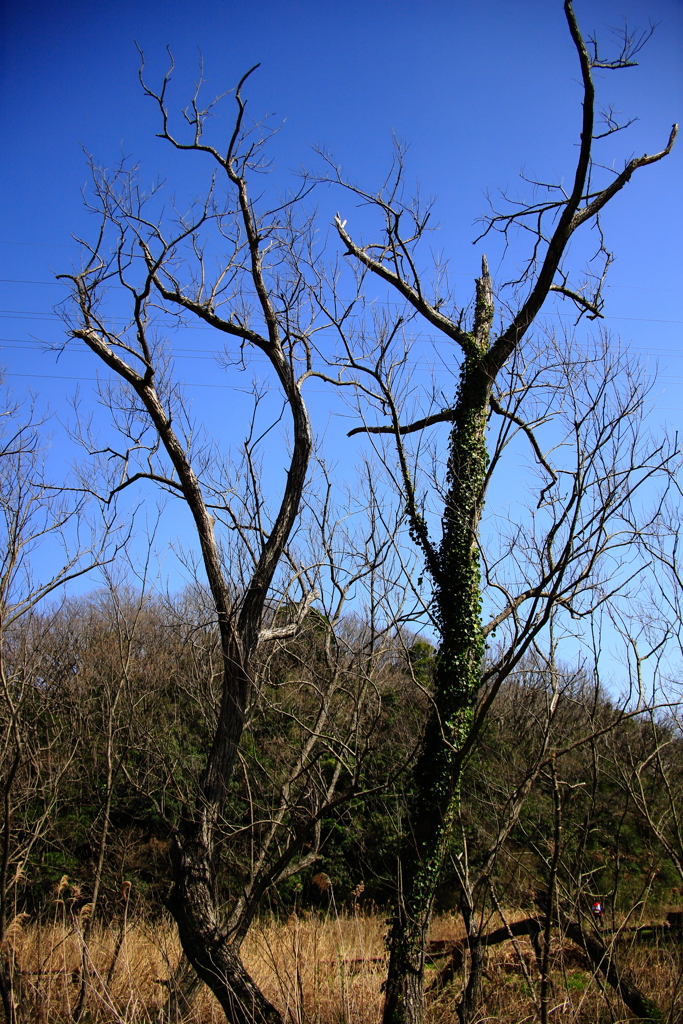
xmin=3 ymin=903 xmax=681 ymax=1023
xmin=246 ymin=905 xmax=387 ymax=1024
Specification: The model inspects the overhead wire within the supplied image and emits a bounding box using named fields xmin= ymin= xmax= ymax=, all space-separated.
xmin=1 ymin=306 xmax=682 ymax=328
xmin=1 ymin=267 xmax=681 ymax=397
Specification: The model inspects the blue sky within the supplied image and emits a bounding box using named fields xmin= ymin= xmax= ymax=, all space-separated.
xmin=0 ymin=0 xmax=681 ymax=636
xmin=2 ymin=0 xmax=680 ymax=340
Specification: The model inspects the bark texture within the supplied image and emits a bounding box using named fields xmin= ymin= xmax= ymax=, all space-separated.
xmin=170 ymin=823 xmax=281 ymax=1024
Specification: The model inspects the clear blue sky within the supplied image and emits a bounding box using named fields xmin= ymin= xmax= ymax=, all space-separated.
xmin=0 ymin=0 xmax=681 ymax=618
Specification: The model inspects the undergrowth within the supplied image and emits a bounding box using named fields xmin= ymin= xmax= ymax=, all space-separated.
xmin=2 ymin=900 xmax=681 ymax=1023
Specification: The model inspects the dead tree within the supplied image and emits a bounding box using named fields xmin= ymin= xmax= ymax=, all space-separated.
xmin=433 ymin=908 xmax=666 ymax=1023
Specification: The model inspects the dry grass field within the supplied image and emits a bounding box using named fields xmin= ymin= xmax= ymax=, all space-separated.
xmin=3 ymin=897 xmax=681 ymax=1023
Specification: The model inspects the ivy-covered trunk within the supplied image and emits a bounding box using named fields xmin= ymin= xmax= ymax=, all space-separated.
xmin=382 ymin=273 xmax=493 ymax=1024
xmin=332 ymin=9 xmax=677 ymax=1020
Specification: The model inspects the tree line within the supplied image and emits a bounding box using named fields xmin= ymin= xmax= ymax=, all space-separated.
xmin=1 ymin=590 xmax=682 ymax=1019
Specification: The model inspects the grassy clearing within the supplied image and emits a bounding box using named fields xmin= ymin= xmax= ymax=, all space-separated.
xmin=3 ymin=905 xmax=681 ymax=1023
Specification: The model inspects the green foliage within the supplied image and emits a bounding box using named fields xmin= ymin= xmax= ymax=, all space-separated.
xmin=407 ymin=641 xmax=436 ymax=687
xmin=2 ymin=591 xmax=681 ymax=929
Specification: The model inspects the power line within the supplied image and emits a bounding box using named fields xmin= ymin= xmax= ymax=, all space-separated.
xmin=1 ymin=371 xmax=340 ymax=393
xmin=3 ymin=335 xmax=683 ymax=361
xmin=0 ymin=263 xmax=679 ymax=294
xmin=5 ymin=365 xmax=683 ymax=393
xmin=1 ymin=306 xmax=682 ymax=328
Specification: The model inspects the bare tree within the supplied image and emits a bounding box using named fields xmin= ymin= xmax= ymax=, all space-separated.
xmin=57 ymin=59 xmax=432 ymax=1022
xmin=306 ymin=4 xmax=678 ymax=1022
xmin=610 ymin=498 xmax=683 ymax=890
xmin=59 ymin=64 xmax=317 ymax=1019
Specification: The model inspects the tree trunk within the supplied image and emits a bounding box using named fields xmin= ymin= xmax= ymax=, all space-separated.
xmin=382 ymin=266 xmax=493 ymax=1024
xmin=169 ymin=819 xmax=282 ymax=1024
xmin=457 ymin=902 xmax=484 ymax=1024
xmin=74 ymin=701 xmax=119 ymax=1022
xmin=0 ymin=666 xmax=21 ymax=1024
xmin=164 ymin=638 xmax=283 ymax=1024
xmin=383 ymin=881 xmax=429 ymax=1024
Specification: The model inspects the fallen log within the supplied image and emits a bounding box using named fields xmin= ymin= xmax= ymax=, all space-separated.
xmin=430 ymin=910 xmax=665 ymax=1023
xmin=560 ymin=915 xmax=664 ymax=1024
xmin=429 ymin=917 xmax=544 ymax=991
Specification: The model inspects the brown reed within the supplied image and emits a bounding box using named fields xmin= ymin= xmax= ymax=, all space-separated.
xmin=3 ymin=901 xmax=680 ymax=1023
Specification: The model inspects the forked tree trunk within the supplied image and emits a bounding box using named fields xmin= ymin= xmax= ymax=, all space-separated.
xmin=163 ymin=630 xmax=285 ymax=1024
xmin=170 ymin=819 xmax=282 ymax=1024
xmin=66 ymin=61 xmax=314 ymax=1024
